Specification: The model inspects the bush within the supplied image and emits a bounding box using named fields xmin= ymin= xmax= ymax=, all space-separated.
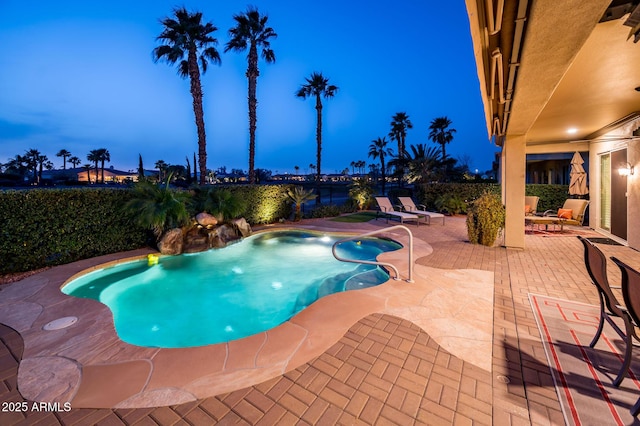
xmin=466 ymin=192 xmax=505 ymax=246
xmin=414 ymin=183 xmax=500 ymax=212
xmin=434 ymin=193 xmax=467 ymax=215
xmin=0 ymin=188 xmax=149 ymax=274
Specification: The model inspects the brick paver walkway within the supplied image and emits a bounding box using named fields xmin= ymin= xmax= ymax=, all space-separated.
xmin=1 ymin=313 xmax=491 ymax=425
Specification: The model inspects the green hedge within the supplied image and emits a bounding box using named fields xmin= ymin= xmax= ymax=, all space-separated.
xmin=223 ymin=184 xmax=292 ymax=224
xmin=0 ymin=184 xmax=293 ymax=274
xmin=393 ymin=183 xmax=574 ymax=214
xmin=411 ymin=183 xmax=500 ymax=211
xmin=0 ymin=188 xmax=149 ymax=274
xmin=524 ymin=184 xmax=574 ymax=212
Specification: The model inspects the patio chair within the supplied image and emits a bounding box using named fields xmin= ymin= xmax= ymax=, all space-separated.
xmin=397 ymin=197 xmax=445 ymax=225
xmin=374 ymin=197 xmax=422 ymax=225
xmin=610 ymin=257 xmax=640 ymax=416
xmin=543 ymin=199 xmax=589 ymax=226
xmin=524 ymin=196 xmax=539 ymax=216
xmin=578 ymin=236 xmax=639 ymax=387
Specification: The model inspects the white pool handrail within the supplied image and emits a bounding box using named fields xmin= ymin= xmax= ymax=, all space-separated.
xmin=331 ymin=225 xmax=414 ymax=283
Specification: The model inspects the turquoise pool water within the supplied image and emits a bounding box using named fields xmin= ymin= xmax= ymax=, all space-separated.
xmin=62 ymin=230 xmax=401 ymax=348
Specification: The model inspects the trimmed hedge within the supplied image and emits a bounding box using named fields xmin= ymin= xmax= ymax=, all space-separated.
xmin=223 ymin=184 xmax=292 ymax=224
xmin=393 ymin=182 xmax=574 ymax=214
xmin=0 ymin=188 xmax=149 ymax=274
xmin=0 ymin=184 xmax=293 ymax=274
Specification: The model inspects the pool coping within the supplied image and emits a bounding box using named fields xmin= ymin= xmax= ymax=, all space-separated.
xmin=0 ymin=221 xmax=494 ymax=408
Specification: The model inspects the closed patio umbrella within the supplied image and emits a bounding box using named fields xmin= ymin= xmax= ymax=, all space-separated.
xmin=569 ymin=152 xmax=589 ymax=196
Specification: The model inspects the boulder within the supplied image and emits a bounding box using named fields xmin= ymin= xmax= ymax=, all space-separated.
xmin=195 ymin=212 xmax=218 ymax=228
xmin=231 ymin=218 xmax=252 ymax=237
xmin=208 ymin=224 xmax=240 ymax=248
xmin=158 ymin=228 xmax=184 ymax=255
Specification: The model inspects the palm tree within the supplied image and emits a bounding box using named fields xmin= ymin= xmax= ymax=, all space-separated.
xmin=37 ymin=155 xmax=50 ymax=183
xmin=56 ymin=149 xmax=71 ymax=170
xmin=155 ymin=160 xmax=168 ymax=182
xmin=294 ymin=165 xmax=300 ymax=176
xmin=153 ymin=7 xmax=221 ymax=185
xmin=24 ymin=149 xmax=43 ymax=184
xmin=124 ymin=178 xmax=191 ymax=239
xmin=402 ymin=144 xmax=442 ymax=184
xmin=368 ymin=137 xmax=394 ymax=194
xmin=68 ymin=156 xmax=81 ymax=168
xmin=92 ymin=148 xmax=110 ymax=183
xmin=87 ymin=150 xmax=100 ymax=183
xmin=82 ymin=164 xmax=92 ymax=183
xmin=296 ymin=72 xmax=338 ymax=187
xmin=428 ymin=116 xmax=456 ymax=162
xmin=285 ymin=186 xmax=316 ymax=221
xmin=389 ymin=112 xmax=413 ymax=160
xmin=225 ymin=7 xmax=277 ymax=184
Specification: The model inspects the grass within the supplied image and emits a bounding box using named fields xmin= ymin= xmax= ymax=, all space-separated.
xmin=330 ymin=211 xmax=378 ymax=223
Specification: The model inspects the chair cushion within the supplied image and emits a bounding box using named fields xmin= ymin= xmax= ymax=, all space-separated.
xmin=558 ymin=208 xmax=573 ymax=219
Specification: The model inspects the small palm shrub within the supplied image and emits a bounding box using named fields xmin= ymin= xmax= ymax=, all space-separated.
xmin=348 ymin=177 xmax=374 ymax=210
xmin=123 ymin=179 xmax=191 ymax=239
xmin=435 ymin=193 xmax=467 ymax=215
xmin=192 ymin=187 xmax=247 ymax=222
xmin=285 ymin=186 xmax=316 ymax=221
xmin=466 ymin=192 xmax=505 ymax=246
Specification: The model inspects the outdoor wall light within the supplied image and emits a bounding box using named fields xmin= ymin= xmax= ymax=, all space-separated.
xmin=618 ymin=162 xmax=635 ymax=176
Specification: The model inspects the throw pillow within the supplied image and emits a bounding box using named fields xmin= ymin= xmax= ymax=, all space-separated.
xmin=525 ymin=205 xmax=531 ymax=214
xmin=558 ymin=208 xmax=573 ymax=219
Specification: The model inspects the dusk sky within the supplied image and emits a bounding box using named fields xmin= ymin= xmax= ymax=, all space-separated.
xmin=0 ymin=0 xmax=499 ymax=175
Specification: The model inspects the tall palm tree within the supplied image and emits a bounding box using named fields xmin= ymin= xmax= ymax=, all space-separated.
xmin=153 ymin=7 xmax=221 ymax=185
xmin=24 ymin=149 xmax=41 ymax=183
xmin=56 ymin=149 xmax=71 ymax=170
xmin=93 ymin=148 xmax=110 ymax=183
xmin=389 ymin=112 xmax=413 ymax=160
xmin=296 ymin=72 xmax=338 ymax=187
xmin=87 ymin=150 xmax=100 ymax=183
xmin=68 ymin=156 xmax=81 ymax=168
xmin=225 ymin=7 xmax=277 ymax=184
xmin=155 ymin=160 xmax=168 ymax=182
xmin=82 ymin=164 xmax=93 ymax=183
xmin=428 ymin=116 xmax=456 ymax=162
xmin=368 ymin=137 xmax=394 ymax=194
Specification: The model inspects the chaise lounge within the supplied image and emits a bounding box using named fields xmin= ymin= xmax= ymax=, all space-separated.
xmin=374 ymin=197 xmax=422 ymax=225
xmin=397 ymin=197 xmax=445 ymax=225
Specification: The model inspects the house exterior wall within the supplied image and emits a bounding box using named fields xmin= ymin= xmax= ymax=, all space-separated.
xmin=588 ymin=116 xmax=640 ymax=250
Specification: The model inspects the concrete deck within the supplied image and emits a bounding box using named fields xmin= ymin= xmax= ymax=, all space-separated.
xmin=1 ymin=215 xmax=640 ymax=424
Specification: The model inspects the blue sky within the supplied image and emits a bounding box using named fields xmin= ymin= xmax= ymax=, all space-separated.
xmin=0 ymin=0 xmax=498 ymax=175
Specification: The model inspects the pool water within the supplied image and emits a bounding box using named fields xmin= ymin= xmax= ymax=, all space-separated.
xmin=62 ymin=230 xmax=401 ymax=348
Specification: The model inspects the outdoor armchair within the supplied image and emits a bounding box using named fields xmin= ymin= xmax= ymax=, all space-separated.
xmin=578 ymin=236 xmax=639 ymax=387
xmin=610 ymin=256 xmax=640 ymax=417
xmin=543 ymin=199 xmax=589 ymax=226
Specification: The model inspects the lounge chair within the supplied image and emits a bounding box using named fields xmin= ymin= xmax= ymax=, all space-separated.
xmin=578 ymin=236 xmax=639 ymax=387
xmin=543 ymin=199 xmax=589 ymax=226
xmin=374 ymin=197 xmax=422 ymax=225
xmin=397 ymin=197 xmax=445 ymax=225
xmin=524 ymin=196 xmax=539 ymax=216
xmin=610 ymin=257 xmax=640 ymax=416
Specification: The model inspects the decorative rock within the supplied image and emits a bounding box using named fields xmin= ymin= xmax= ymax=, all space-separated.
xmin=231 ymin=218 xmax=252 ymax=237
xmin=195 ymin=212 xmax=218 ymax=227
xmin=209 ymin=224 xmax=240 ymax=248
xmin=158 ymin=228 xmax=184 ymax=255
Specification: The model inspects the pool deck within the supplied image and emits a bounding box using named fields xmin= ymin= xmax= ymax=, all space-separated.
xmin=2 ymin=215 xmax=640 ymax=424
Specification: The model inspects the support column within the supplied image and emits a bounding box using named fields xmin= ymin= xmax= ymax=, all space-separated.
xmin=502 ymin=135 xmax=526 ymax=249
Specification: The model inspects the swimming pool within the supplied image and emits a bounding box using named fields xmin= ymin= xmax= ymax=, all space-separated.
xmin=62 ymin=230 xmax=401 ymax=348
